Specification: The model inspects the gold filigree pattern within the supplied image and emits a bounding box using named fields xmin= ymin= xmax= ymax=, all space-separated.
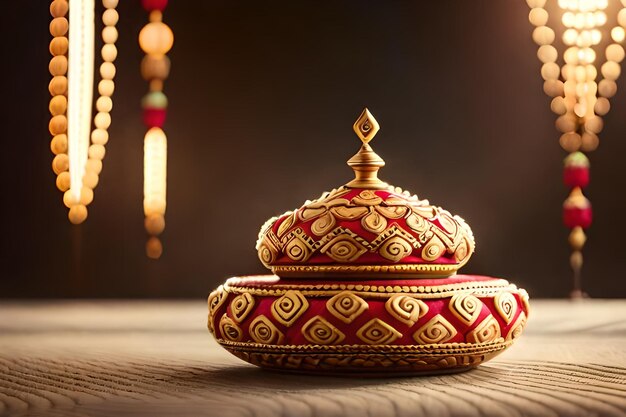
xmin=326 ymin=291 xmax=369 ymax=324
xmin=494 ymin=292 xmax=517 ymax=325
xmin=379 ymin=236 xmax=413 ymax=262
xmin=271 ymin=290 xmax=309 ymax=327
xmin=256 ymin=187 xmax=476 ymax=278
xmin=413 ymin=314 xmax=457 ymax=345
xmin=249 ymin=315 xmax=284 ymax=345
xmin=507 ymin=312 xmax=527 ymax=341
xmin=385 ymin=294 xmax=428 ymax=326
xmin=218 ymin=314 xmax=243 ymax=342
xmin=449 ymin=293 xmax=482 ymax=326
xmin=320 ymin=234 xmax=367 ymax=263
xmin=356 ymin=318 xmax=402 ymax=345
xmin=230 ymin=293 xmax=255 ymax=323
xmin=207 ymin=286 xmax=227 ymax=333
xmin=467 ymin=315 xmax=501 ymax=343
xmin=301 ymin=316 xmax=346 ymax=345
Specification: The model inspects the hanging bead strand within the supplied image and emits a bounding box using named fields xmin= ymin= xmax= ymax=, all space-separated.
xmin=139 ymin=0 xmax=174 ymax=259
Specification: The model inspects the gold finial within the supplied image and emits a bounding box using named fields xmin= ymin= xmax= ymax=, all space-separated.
xmin=346 ymin=108 xmax=387 ymax=189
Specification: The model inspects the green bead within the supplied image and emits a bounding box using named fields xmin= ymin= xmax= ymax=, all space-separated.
xmin=141 ymin=91 xmax=168 ymax=109
xmin=564 ymin=151 xmax=589 ymax=168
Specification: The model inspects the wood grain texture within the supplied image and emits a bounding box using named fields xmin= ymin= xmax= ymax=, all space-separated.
xmin=0 ymin=300 xmax=624 ymax=417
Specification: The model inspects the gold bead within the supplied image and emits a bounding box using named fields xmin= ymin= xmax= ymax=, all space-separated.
xmin=49 ymin=114 xmax=67 ymax=135
xmin=526 ymin=0 xmax=546 ymax=7
xmin=49 ymin=75 xmax=68 ymax=96
xmin=141 ymin=55 xmax=171 ymax=80
xmin=103 ymin=0 xmax=119 ymax=8
xmin=102 ymin=26 xmax=118 ymax=44
xmin=532 ymin=26 xmax=555 ymax=46
xmin=145 ymin=214 xmax=166 ymax=236
xmin=68 ymin=204 xmax=88 ymax=224
xmin=584 ymin=115 xmax=603 ymax=134
xmin=541 ymin=62 xmax=560 ymax=80
xmin=139 ymin=22 xmax=174 ymax=56
xmin=146 ymin=237 xmax=163 ymax=259
xmin=52 ymin=153 xmax=69 ymax=174
xmin=581 ymin=132 xmax=599 ymax=152
xmin=555 ymin=114 xmax=577 ymax=133
xmin=49 ymin=55 xmax=67 ymax=76
xmin=550 ymin=97 xmax=567 ymax=115
xmin=63 ymin=190 xmax=79 ymax=208
xmin=559 ymin=132 xmax=582 ymax=152
xmin=543 ymin=79 xmax=564 ymax=97
xmin=594 ymin=97 xmax=610 ymax=116
xmin=49 ymin=95 xmax=67 ymax=115
xmin=49 ymin=36 xmax=68 ymax=56
xmin=598 ymin=79 xmax=617 ymax=98
xmin=86 ymin=159 xmax=103 ymax=175
xmin=102 ymin=44 xmax=118 ymax=62
xmin=102 ymin=8 xmax=119 ymax=26
xmin=100 ymin=62 xmax=116 ymax=80
xmin=94 ymin=112 xmax=111 ymax=129
xmin=56 ymin=171 xmax=70 ymax=192
xmin=537 ymin=45 xmax=557 ymax=63
xmin=601 ymin=61 xmax=621 ymax=81
xmin=98 ymin=79 xmax=115 ymax=97
xmin=529 ymin=8 xmax=548 ymax=26
xmin=80 ymin=187 xmax=94 ymax=205
xmin=50 ymin=134 xmax=68 ymax=155
xmin=606 ymin=44 xmax=625 ymax=63
xmin=49 ymin=17 xmax=68 ymax=37
xmin=83 ymin=172 xmax=99 ymax=189
xmin=88 ymin=144 xmax=106 ymax=160
xmin=91 ymin=128 xmax=109 ymax=145
xmin=50 ymin=0 xmax=69 ymax=18
xmin=96 ymin=96 xmax=113 ymax=113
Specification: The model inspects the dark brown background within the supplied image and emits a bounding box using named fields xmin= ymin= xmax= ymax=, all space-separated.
xmin=2 ymin=1 xmax=625 ymax=298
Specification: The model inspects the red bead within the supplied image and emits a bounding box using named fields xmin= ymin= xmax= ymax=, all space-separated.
xmin=563 ymin=206 xmax=593 ymax=229
xmin=563 ymin=166 xmax=590 ymax=188
xmin=142 ymin=0 xmax=168 ymax=11
xmin=143 ymin=108 xmax=167 ymax=127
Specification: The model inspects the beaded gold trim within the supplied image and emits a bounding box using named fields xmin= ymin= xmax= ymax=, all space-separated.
xmin=271 ymin=263 xmax=460 ymax=278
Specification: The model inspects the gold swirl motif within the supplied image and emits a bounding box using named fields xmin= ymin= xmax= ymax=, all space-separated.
xmin=299 ymin=206 xmax=326 ymax=221
xmin=506 ymin=312 xmax=527 ymax=341
xmin=356 ymin=318 xmax=402 ymax=345
xmin=330 ymin=206 xmax=368 ymax=220
xmin=271 ymin=290 xmax=309 ymax=327
xmin=449 ymin=294 xmax=482 ymax=326
xmin=385 ymin=294 xmax=428 ymax=326
xmin=454 ymin=239 xmax=468 ymax=262
xmin=361 ymin=210 xmax=387 ymax=234
xmin=467 ymin=315 xmax=501 ymax=343
xmin=301 ymin=316 xmax=346 ymax=345
xmin=494 ymin=292 xmax=517 ymax=325
xmin=375 ymin=205 xmax=408 ymax=219
xmin=249 ymin=315 xmax=284 ymax=345
xmin=230 ymin=293 xmax=255 ymax=323
xmin=218 ymin=314 xmax=243 ymax=342
xmin=413 ymin=314 xmax=457 ymax=344
xmin=207 ymin=286 xmax=227 ymax=333
xmin=421 ymin=235 xmax=445 ymax=261
xmin=405 ymin=213 xmax=429 ymax=234
xmin=284 ymin=237 xmax=311 ymax=262
xmin=353 ymin=109 xmax=380 ymax=144
xmin=437 ymin=212 xmax=458 ymax=236
xmin=320 ymin=235 xmax=367 ymax=263
xmin=276 ymin=212 xmax=296 ymax=237
xmin=352 ymin=190 xmax=384 ymax=206
xmin=257 ymin=243 xmax=276 ymax=267
xmin=311 ymin=212 xmax=336 ymax=236
xmin=326 ymin=291 xmax=369 ymax=324
xmin=379 ymin=236 xmax=413 ymax=262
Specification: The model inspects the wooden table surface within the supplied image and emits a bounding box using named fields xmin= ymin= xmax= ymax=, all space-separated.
xmin=0 ymin=299 xmax=624 ymax=417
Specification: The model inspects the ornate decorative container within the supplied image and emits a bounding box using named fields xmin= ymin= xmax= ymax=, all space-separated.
xmin=208 ymin=109 xmax=529 ymax=375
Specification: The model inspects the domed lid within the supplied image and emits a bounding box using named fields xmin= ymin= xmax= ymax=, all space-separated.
xmin=256 ymin=109 xmax=475 ymax=278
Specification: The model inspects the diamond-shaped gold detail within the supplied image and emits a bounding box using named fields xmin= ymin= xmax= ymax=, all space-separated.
xmin=271 ymin=290 xmax=309 ymax=327
xmin=353 ymin=108 xmax=380 ymax=144
xmin=320 ymin=234 xmax=368 ymax=263
xmin=301 ymin=316 xmax=346 ymax=345
xmin=327 ymin=291 xmax=369 ymax=324
xmin=413 ymin=314 xmax=457 ymax=345
xmin=385 ymin=294 xmax=428 ymax=326
xmin=494 ymin=292 xmax=517 ymax=325
xmin=249 ymin=315 xmax=284 ymax=345
xmin=356 ymin=318 xmax=402 ymax=345
xmin=230 ymin=293 xmax=255 ymax=323
xmin=449 ymin=293 xmax=482 ymax=326
xmin=467 ymin=315 xmax=501 ymax=343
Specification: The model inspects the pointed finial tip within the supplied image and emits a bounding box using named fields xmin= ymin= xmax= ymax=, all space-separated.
xmin=353 ymin=107 xmax=380 ymax=144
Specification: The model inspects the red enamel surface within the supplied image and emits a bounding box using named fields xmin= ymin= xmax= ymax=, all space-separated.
xmin=141 ymin=0 xmax=168 ymax=11
xmin=213 ymin=275 xmax=528 ymax=346
xmin=563 ymin=206 xmax=593 ymax=229
xmin=143 ymin=108 xmax=167 ymax=128
xmin=563 ymin=166 xmax=590 ymax=188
